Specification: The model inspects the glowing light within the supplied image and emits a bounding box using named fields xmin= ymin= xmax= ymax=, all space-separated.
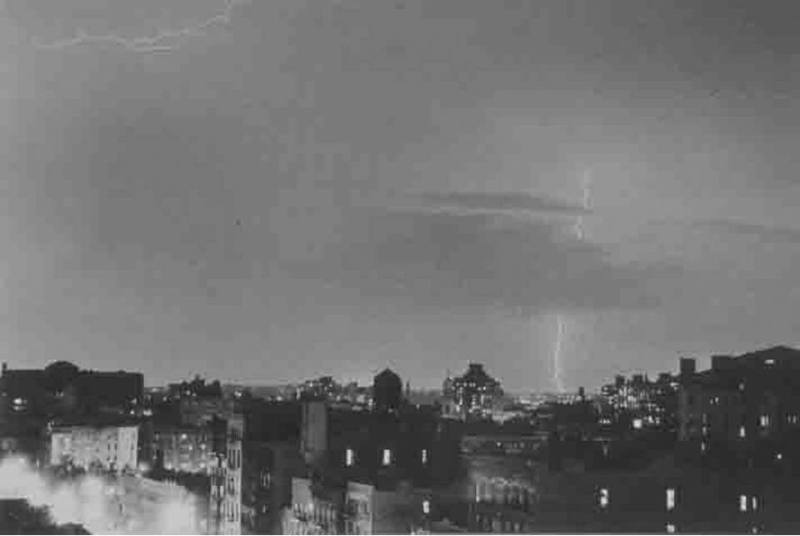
xmin=598 ymin=488 xmax=609 ymax=508
xmin=33 ymin=0 xmax=250 ymax=53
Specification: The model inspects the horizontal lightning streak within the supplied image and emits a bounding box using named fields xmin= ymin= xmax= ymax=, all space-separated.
xmin=33 ymin=0 xmax=248 ymax=53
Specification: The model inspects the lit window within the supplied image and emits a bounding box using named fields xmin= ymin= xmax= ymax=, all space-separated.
xmin=751 ymin=496 xmax=758 ymax=511
xmin=759 ymin=415 xmax=770 ymax=428
xmin=739 ymin=426 xmax=746 ymax=439
xmin=346 ymin=448 xmax=355 ymax=467
xmin=739 ymin=494 xmax=748 ymax=512
xmin=700 ymin=441 xmax=707 ymax=453
xmin=765 ymin=359 xmax=775 ymax=366
xmin=382 ymin=448 xmax=392 ymax=466
xmin=599 ymin=488 xmax=609 ymax=509
xmin=422 ymin=500 xmax=430 ymax=514
xmin=666 ymin=524 xmax=676 ymax=534
xmin=632 ymin=419 xmax=643 ymax=430
xmin=421 ymin=449 xmax=428 ymax=464
xmin=666 ymin=488 xmax=676 ymax=511
xmin=776 ymin=452 xmax=783 ymax=461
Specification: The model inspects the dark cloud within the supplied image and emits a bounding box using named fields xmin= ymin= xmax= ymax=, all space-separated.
xmin=286 ymin=206 xmax=674 ymax=315
xmin=413 ymin=191 xmax=588 ymax=215
xmin=696 ymin=219 xmax=800 ymax=244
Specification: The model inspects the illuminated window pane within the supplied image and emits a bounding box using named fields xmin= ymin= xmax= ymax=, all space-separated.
xmin=599 ymin=488 xmax=609 ymax=509
xmin=421 ymin=449 xmax=428 ymax=464
xmin=760 ymin=415 xmax=770 ymax=428
xmin=422 ymin=500 xmax=430 ymax=514
xmin=666 ymin=488 xmax=676 ymax=511
xmin=666 ymin=523 xmax=676 ymax=534
xmin=382 ymin=448 xmax=392 ymax=466
xmin=346 ymin=448 xmax=355 ymax=467
xmin=739 ymin=494 xmax=748 ymax=512
xmin=751 ymin=496 xmax=758 ymax=511
xmin=739 ymin=426 xmax=746 ymax=439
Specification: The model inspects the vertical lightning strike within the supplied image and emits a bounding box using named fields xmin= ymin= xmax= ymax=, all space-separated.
xmin=32 ymin=0 xmax=249 ymax=53
xmin=551 ymin=170 xmax=593 ymax=392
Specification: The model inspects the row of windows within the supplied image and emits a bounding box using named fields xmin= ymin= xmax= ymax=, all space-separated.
xmin=228 ymin=448 xmax=241 ymax=470
xmin=474 ymin=514 xmax=526 ymax=533
xmin=596 ymin=486 xmax=762 ymax=516
xmin=344 ymin=447 xmax=428 ymax=467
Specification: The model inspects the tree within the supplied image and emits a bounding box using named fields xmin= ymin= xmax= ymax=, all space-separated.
xmin=0 ymin=499 xmax=89 ymax=534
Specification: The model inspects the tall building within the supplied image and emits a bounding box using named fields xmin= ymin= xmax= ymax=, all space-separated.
xmin=447 ymin=364 xmax=503 ymax=420
xmin=677 ymin=346 xmax=800 ymax=464
xmin=209 ymin=415 xmax=244 ymax=535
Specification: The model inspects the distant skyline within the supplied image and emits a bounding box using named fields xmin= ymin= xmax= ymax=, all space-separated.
xmin=1 ymin=0 xmax=799 ymax=391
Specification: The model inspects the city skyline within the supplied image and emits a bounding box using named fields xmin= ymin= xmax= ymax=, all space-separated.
xmin=1 ymin=0 xmax=799 ymax=391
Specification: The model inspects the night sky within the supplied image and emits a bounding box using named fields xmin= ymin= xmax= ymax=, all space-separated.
xmin=1 ymin=0 xmax=799 ymax=391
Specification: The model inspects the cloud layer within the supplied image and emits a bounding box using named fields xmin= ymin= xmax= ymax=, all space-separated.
xmin=413 ymin=191 xmax=588 ymax=216
xmin=287 ymin=205 xmax=673 ymax=315
xmin=696 ymin=219 xmax=800 ymax=244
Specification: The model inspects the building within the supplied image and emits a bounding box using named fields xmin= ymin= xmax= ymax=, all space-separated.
xmin=677 ymin=346 xmax=800 ymax=465
xmin=49 ymin=424 xmax=139 ymax=473
xmin=345 ymin=480 xmax=431 ymax=535
xmin=597 ymin=370 xmax=679 ymax=434
xmin=298 ymin=376 xmax=342 ymax=402
xmin=208 ymin=414 xmax=244 ymax=535
xmin=0 ymin=361 xmax=143 ymax=425
xmin=240 ymin=399 xmax=305 ymax=534
xmin=167 ymin=376 xmax=223 ymax=400
xmin=150 ymin=424 xmax=216 ymax=474
xmin=445 ymin=364 xmax=503 ymax=420
xmin=288 ymin=394 xmax=448 ymax=534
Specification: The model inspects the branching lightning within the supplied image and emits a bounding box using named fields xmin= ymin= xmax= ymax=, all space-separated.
xmin=33 ymin=0 xmax=248 ymax=53
xmin=552 ymin=170 xmax=592 ymax=392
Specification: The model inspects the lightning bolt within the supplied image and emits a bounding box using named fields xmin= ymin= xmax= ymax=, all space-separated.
xmin=551 ymin=170 xmax=592 ymax=392
xmin=32 ymin=0 xmax=249 ymax=53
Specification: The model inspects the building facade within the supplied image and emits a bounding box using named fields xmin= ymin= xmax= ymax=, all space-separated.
xmin=50 ymin=424 xmax=139 ymax=472
xmin=445 ymin=364 xmax=503 ymax=420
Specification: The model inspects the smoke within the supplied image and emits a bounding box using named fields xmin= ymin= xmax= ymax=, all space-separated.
xmin=0 ymin=455 xmax=203 ymax=534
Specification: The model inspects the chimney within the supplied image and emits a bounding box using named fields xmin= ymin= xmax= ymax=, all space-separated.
xmin=679 ymin=358 xmax=696 ymax=378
